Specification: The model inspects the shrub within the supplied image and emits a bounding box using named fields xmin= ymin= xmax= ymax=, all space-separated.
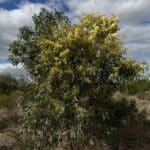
xmin=9 ymin=8 xmax=145 ymax=149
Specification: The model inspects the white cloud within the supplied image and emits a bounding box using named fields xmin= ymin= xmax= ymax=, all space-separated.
xmin=120 ymin=24 xmax=150 ymax=57
xmin=0 ymin=63 xmax=28 ymax=78
xmin=0 ymin=2 xmax=46 ymax=59
xmin=60 ymin=0 xmax=150 ymax=24
xmin=0 ymin=2 xmax=49 ymax=77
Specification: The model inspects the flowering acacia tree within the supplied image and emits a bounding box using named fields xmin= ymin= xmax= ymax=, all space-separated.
xmin=9 ymin=8 xmax=145 ymax=149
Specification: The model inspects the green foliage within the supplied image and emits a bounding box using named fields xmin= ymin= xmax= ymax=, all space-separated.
xmin=0 ymin=74 xmax=23 ymax=109
xmin=9 ymin=8 xmax=69 ymax=78
xmin=0 ymin=91 xmax=20 ymax=109
xmin=125 ymin=79 xmax=150 ymax=95
xmin=9 ymin=8 xmax=145 ymax=149
xmin=0 ymin=74 xmax=18 ymax=95
xmin=104 ymin=97 xmax=138 ymax=149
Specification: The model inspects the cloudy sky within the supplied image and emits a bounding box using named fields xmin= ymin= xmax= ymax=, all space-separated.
xmin=0 ymin=0 xmax=150 ymax=77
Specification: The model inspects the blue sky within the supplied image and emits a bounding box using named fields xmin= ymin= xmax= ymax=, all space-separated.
xmin=0 ymin=0 xmax=49 ymax=9
xmin=0 ymin=0 xmax=150 ymax=77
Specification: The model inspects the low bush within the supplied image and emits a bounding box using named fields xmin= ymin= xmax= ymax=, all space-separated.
xmin=125 ymin=79 xmax=150 ymax=95
xmin=0 ymin=91 xmax=21 ymax=109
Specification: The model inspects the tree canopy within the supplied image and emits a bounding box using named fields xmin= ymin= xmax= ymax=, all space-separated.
xmin=9 ymin=8 xmax=145 ymax=149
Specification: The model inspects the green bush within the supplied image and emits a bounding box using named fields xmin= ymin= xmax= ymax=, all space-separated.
xmin=0 ymin=91 xmax=21 ymax=109
xmin=0 ymin=74 xmax=23 ymax=109
xmin=0 ymin=75 xmax=18 ymax=95
xmin=125 ymin=79 xmax=150 ymax=95
xmin=9 ymin=8 xmax=145 ymax=149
